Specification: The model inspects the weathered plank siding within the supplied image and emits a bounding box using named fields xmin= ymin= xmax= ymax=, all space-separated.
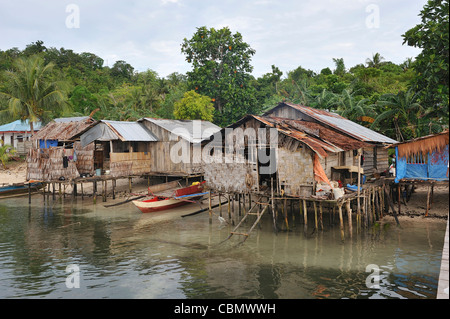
xmin=141 ymin=120 xmax=202 ymax=175
xmin=277 ymin=146 xmax=314 ymax=197
xmin=110 ymin=152 xmax=152 ymax=177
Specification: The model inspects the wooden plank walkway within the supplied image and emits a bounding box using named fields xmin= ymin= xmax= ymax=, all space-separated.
xmin=437 ymin=218 xmax=449 ymax=299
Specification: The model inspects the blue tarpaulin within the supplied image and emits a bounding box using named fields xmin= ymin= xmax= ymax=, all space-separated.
xmin=39 ymin=139 xmax=58 ymax=149
xmin=395 ymin=144 xmax=449 ymax=183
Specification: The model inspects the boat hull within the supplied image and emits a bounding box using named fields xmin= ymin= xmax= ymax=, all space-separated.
xmin=132 ymin=195 xmax=203 ymax=213
xmin=133 ymin=182 xmax=205 ymax=213
xmin=0 ymin=182 xmax=43 ymax=198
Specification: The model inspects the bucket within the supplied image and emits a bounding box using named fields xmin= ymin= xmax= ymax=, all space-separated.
xmin=95 ymin=168 xmax=102 ymax=176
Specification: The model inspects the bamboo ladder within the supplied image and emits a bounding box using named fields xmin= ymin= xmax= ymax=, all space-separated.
xmin=225 ymin=196 xmax=269 ymax=243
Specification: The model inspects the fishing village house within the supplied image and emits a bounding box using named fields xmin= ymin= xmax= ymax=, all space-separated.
xmin=263 ymin=102 xmax=398 ymax=177
xmin=26 ymin=116 xmax=95 ymax=182
xmin=137 ymin=118 xmax=221 ymax=178
xmin=77 ymin=120 xmax=159 ymax=178
xmin=203 ymin=102 xmax=397 ymax=198
xmin=201 ymin=102 xmax=400 ymax=241
xmin=388 ymin=130 xmax=449 ymax=216
xmin=0 ymin=119 xmax=42 ymax=155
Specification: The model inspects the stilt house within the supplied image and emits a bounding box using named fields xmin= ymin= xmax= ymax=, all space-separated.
xmin=26 ymin=117 xmax=96 ymax=181
xmin=390 ymin=130 xmax=449 ymax=183
xmin=138 ymin=118 xmax=221 ymax=177
xmin=78 ymin=120 xmax=158 ymax=177
xmin=203 ymin=102 xmax=397 ymax=198
xmin=263 ymin=102 xmax=397 ymax=176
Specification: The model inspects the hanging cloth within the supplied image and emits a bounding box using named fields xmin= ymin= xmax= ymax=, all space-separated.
xmin=313 ymin=153 xmax=332 ymax=187
xmin=63 ymin=156 xmax=69 ymax=168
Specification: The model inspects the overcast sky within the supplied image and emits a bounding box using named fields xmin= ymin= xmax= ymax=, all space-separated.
xmin=0 ymin=0 xmax=427 ymax=78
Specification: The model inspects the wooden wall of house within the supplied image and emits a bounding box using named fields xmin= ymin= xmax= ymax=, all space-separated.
xmin=73 ymin=141 xmax=94 ymax=175
xmin=204 ymin=161 xmax=258 ymax=194
xmin=277 ymin=146 xmax=314 ymax=197
xmin=362 ymin=146 xmax=389 ymax=175
xmin=142 ymin=120 xmax=205 ymax=176
xmin=27 ymin=147 xmax=79 ymax=181
xmin=110 ymin=151 xmax=151 ymax=177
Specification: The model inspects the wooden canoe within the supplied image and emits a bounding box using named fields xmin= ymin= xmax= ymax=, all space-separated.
xmin=133 ymin=181 xmax=206 ymax=213
xmin=0 ymin=181 xmax=43 ymax=199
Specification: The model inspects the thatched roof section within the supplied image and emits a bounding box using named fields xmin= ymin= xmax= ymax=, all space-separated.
xmin=391 ymin=130 xmax=449 ymax=158
xmin=31 ymin=117 xmax=96 ymax=142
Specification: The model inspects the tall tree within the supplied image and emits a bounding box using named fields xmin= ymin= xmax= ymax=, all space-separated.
xmin=181 ymin=26 xmax=258 ymax=126
xmin=365 ymin=53 xmax=385 ymax=68
xmin=402 ymin=0 xmax=449 ymax=128
xmin=371 ymin=89 xmax=424 ymax=141
xmin=173 ymin=90 xmax=214 ymax=121
xmin=0 ymin=55 xmax=69 ymax=131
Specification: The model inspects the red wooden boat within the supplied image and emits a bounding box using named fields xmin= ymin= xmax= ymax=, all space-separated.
xmin=132 ymin=181 xmax=206 ymax=213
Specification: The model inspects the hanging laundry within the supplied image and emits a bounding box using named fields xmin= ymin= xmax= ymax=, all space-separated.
xmin=63 ymin=156 xmax=69 ymax=168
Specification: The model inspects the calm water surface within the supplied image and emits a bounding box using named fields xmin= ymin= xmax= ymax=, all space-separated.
xmin=0 ymin=195 xmax=446 ymax=299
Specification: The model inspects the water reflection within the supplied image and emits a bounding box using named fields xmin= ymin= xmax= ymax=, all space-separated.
xmin=0 ymin=196 xmax=446 ymax=299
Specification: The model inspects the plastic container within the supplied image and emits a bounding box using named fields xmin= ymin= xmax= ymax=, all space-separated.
xmin=95 ymin=168 xmax=102 ymax=176
xmin=333 ymin=187 xmax=345 ymax=199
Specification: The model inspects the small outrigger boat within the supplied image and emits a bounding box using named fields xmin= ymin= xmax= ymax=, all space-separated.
xmin=0 ymin=181 xmax=43 ymax=199
xmin=132 ymin=181 xmax=207 ymax=213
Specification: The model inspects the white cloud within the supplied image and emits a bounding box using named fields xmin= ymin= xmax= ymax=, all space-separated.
xmin=0 ymin=0 xmax=428 ymax=78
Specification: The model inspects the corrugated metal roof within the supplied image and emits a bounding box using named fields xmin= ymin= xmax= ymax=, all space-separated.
xmin=266 ymin=102 xmax=398 ymax=144
xmin=0 ymin=119 xmax=42 ymax=132
xmin=102 ymin=120 xmax=158 ymax=142
xmin=252 ymin=115 xmax=369 ymax=158
xmin=142 ymin=118 xmax=221 ymax=143
xmin=54 ymin=116 xmax=92 ymax=123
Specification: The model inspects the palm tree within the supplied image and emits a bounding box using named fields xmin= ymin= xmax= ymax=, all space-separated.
xmin=0 ymin=141 xmax=16 ymax=169
xmin=313 ymin=88 xmax=337 ymax=110
xmin=0 ymin=55 xmax=69 ymax=132
xmin=333 ymin=89 xmax=375 ymax=123
xmin=366 ymin=53 xmax=385 ymax=68
xmin=371 ymin=89 xmax=424 ymax=141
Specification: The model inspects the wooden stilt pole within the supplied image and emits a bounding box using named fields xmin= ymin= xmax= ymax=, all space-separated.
xmin=338 ymin=203 xmax=344 ymax=241
xmin=313 ymin=201 xmax=318 ymax=230
xmin=237 ymin=194 xmax=241 ymax=217
xmin=426 ymin=185 xmax=431 ymax=217
xmin=383 ymin=186 xmax=400 ymax=226
xmin=346 ymin=200 xmax=352 ymax=237
xmin=284 ymin=198 xmax=289 ymax=231
xmin=319 ymin=202 xmax=323 ymax=230
xmin=299 ymin=199 xmax=303 ymax=224
xmin=303 ymin=199 xmax=308 ymax=233
xmin=219 ymin=193 xmax=222 ymax=217
xmin=227 ymin=194 xmax=231 ymax=221
xmin=208 ymin=191 xmax=212 ymax=224
xmin=93 ymin=181 xmax=97 ymax=204
xmin=271 ymin=177 xmax=277 ymax=233
xmin=112 ymin=179 xmax=116 ymax=200
xmin=362 ymin=190 xmax=367 ymax=227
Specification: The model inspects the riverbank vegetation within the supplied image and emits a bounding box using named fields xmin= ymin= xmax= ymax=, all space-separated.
xmin=0 ymin=0 xmax=448 ymax=142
